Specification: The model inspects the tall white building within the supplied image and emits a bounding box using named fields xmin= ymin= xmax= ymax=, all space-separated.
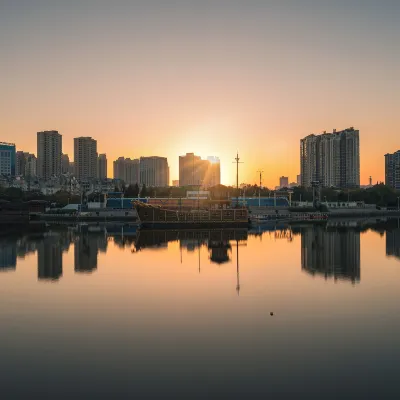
xmin=37 ymin=131 xmax=62 ymax=180
xmin=74 ymin=137 xmax=97 ymax=181
xmin=140 ymin=156 xmax=169 ymax=187
xmin=300 ymin=127 xmax=359 ymax=188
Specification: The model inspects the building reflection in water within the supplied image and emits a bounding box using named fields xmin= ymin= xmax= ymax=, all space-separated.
xmin=37 ymin=235 xmax=63 ymax=280
xmin=386 ymin=219 xmax=400 ymax=260
xmin=0 ymin=222 xmax=377 ymax=287
xmin=0 ymin=240 xmax=17 ymax=271
xmin=301 ymin=226 xmax=361 ymax=284
xmin=74 ymin=233 xmax=98 ymax=273
xmin=135 ymin=229 xmax=247 ymax=292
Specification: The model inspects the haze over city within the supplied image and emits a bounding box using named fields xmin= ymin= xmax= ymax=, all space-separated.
xmin=1 ymin=0 xmax=399 ymax=186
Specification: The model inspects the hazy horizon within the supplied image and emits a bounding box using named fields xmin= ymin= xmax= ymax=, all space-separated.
xmin=1 ymin=0 xmax=399 ymax=186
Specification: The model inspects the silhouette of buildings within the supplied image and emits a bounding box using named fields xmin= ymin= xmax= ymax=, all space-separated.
xmin=113 ymin=157 xmax=140 ymax=185
xmin=301 ymin=226 xmax=360 ymax=283
xmin=0 ymin=142 xmax=16 ymax=176
xmin=74 ymin=137 xmax=98 ymax=181
xmin=97 ymin=153 xmax=108 ymax=180
xmin=16 ymin=151 xmax=37 ymax=177
xmin=37 ymin=131 xmax=62 ymax=180
xmin=385 ymin=150 xmax=400 ymax=190
xmin=179 ymin=153 xmax=220 ymax=187
xmin=279 ymin=176 xmax=289 ymax=188
xmin=61 ymin=153 xmax=70 ymax=174
xmin=140 ymin=156 xmax=169 ymax=187
xmin=300 ymin=127 xmax=360 ymax=188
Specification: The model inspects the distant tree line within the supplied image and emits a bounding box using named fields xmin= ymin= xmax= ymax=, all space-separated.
xmin=1 ymin=182 xmax=399 ymax=208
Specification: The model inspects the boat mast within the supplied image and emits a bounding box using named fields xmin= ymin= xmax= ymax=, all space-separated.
xmin=257 ymin=169 xmax=264 ymax=207
xmin=233 ymin=152 xmax=243 ymax=207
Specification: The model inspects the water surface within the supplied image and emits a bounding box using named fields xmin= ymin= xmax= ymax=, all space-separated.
xmin=1 ymin=220 xmax=400 ymax=399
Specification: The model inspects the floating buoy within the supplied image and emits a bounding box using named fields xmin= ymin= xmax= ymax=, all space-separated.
xmin=270 ymin=312 xmax=274 ymax=316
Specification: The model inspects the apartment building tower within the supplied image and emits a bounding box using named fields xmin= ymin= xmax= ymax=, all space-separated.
xmin=140 ymin=156 xmax=169 ymax=187
xmin=300 ymin=127 xmax=359 ymax=188
xmin=37 ymin=131 xmax=62 ymax=180
xmin=61 ymin=154 xmax=70 ymax=174
xmin=74 ymin=137 xmax=97 ymax=181
xmin=97 ymin=154 xmax=107 ymax=180
xmin=385 ymin=150 xmax=400 ymax=190
xmin=179 ymin=153 xmax=221 ymax=187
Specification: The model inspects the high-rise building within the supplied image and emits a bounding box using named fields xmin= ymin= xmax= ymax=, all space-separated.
xmin=279 ymin=176 xmax=289 ymax=188
xmin=140 ymin=156 xmax=169 ymax=187
xmin=113 ymin=157 xmax=139 ymax=184
xmin=0 ymin=142 xmax=16 ymax=176
xmin=297 ymin=174 xmax=301 ymax=186
xmin=61 ymin=154 xmax=70 ymax=174
xmin=124 ymin=158 xmax=140 ymax=185
xmin=15 ymin=151 xmax=37 ymax=177
xmin=179 ymin=153 xmax=220 ymax=187
xmin=37 ymin=131 xmax=62 ymax=180
xmin=385 ymin=151 xmax=400 ymax=190
xmin=97 ymin=154 xmax=107 ymax=180
xmin=16 ymin=151 xmax=26 ymax=176
xmin=207 ymin=156 xmax=221 ymax=187
xmin=69 ymin=162 xmax=74 ymax=175
xmin=113 ymin=157 xmax=126 ymax=181
xmin=179 ymin=153 xmax=201 ymax=186
xmin=25 ymin=154 xmax=37 ymax=178
xmin=300 ymin=127 xmax=359 ymax=188
xmin=74 ymin=137 xmax=97 ymax=181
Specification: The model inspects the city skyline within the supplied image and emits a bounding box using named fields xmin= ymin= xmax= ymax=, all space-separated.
xmin=1 ymin=1 xmax=399 ymax=187
xmin=0 ymin=130 xmax=397 ymax=189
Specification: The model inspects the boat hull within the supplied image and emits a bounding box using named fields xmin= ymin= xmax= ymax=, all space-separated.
xmin=133 ymin=201 xmax=249 ymax=229
xmin=139 ymin=221 xmax=249 ymax=229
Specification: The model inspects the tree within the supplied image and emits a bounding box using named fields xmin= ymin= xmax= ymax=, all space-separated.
xmin=124 ymin=184 xmax=137 ymax=198
xmin=140 ymin=184 xmax=148 ymax=197
xmin=133 ymin=183 xmax=140 ymax=197
xmin=3 ymin=187 xmax=23 ymax=201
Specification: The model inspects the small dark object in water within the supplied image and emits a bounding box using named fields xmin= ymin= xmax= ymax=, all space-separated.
xmin=270 ymin=312 xmax=274 ymax=316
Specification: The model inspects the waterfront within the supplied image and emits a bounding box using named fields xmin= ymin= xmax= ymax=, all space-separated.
xmin=1 ymin=221 xmax=400 ymax=399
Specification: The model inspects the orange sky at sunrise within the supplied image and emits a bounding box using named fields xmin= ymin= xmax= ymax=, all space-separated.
xmin=1 ymin=0 xmax=399 ymax=187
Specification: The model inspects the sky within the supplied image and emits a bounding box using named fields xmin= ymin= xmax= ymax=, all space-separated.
xmin=0 ymin=0 xmax=399 ymax=187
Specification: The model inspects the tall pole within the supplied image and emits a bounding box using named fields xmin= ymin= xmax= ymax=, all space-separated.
xmin=257 ymin=170 xmax=264 ymax=207
xmin=233 ymin=152 xmax=243 ymax=207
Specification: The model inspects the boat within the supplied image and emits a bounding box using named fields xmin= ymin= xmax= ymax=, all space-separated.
xmin=132 ymin=201 xmax=249 ymax=228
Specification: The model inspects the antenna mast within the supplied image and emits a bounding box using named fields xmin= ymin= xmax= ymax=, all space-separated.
xmin=233 ymin=152 xmax=243 ymax=207
xmin=257 ymin=169 xmax=264 ymax=207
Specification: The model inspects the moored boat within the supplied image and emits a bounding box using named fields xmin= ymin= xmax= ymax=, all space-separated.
xmin=132 ymin=201 xmax=249 ymax=228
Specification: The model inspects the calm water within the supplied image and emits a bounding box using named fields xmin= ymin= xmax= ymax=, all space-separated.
xmin=1 ymin=220 xmax=400 ymax=399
